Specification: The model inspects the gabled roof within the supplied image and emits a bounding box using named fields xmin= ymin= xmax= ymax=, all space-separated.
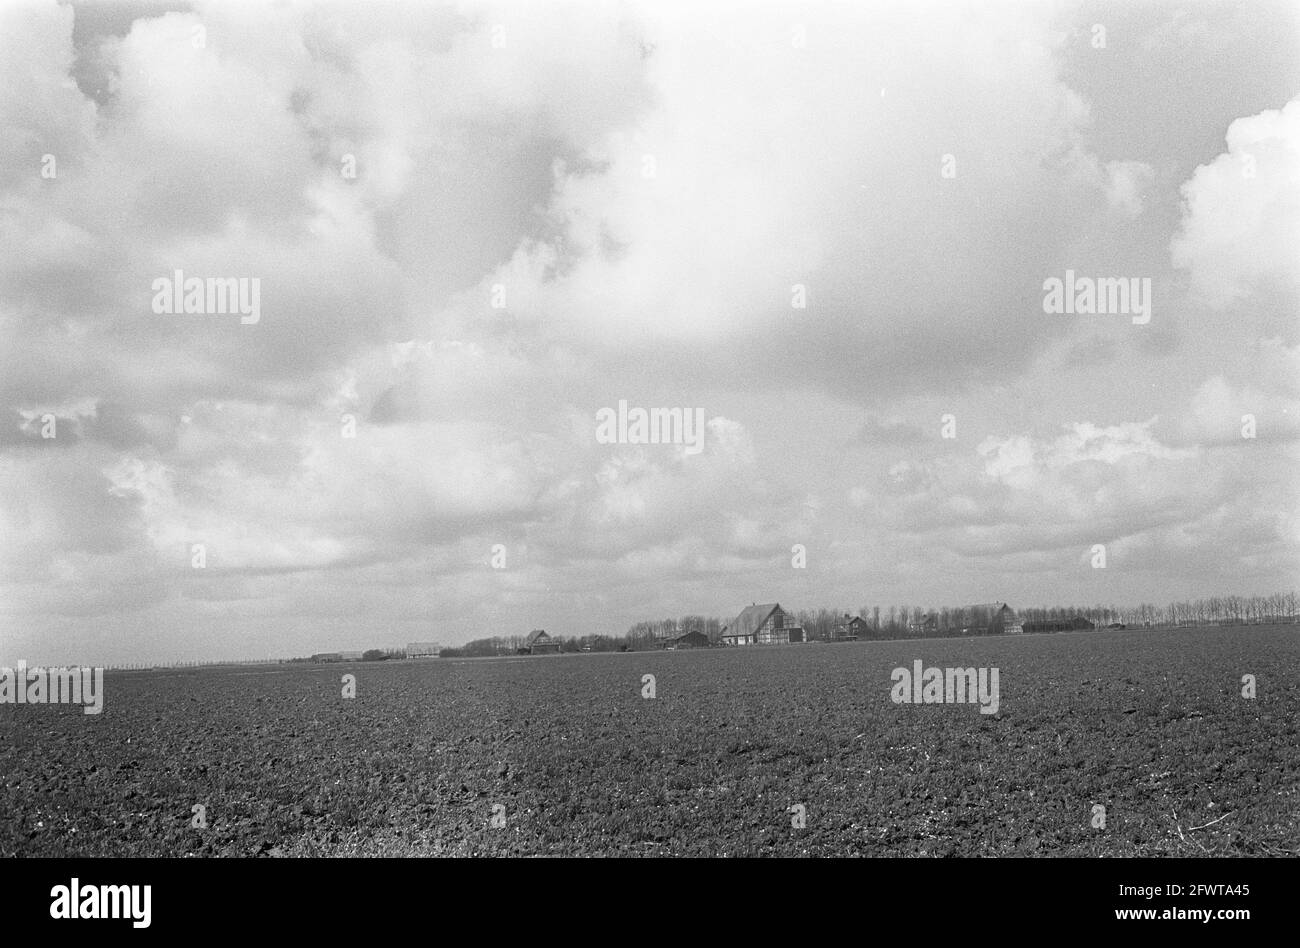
xmin=525 ymin=629 xmax=550 ymax=645
xmin=723 ymin=603 xmax=782 ymax=638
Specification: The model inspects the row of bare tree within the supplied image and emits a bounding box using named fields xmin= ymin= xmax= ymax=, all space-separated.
xmin=626 ymin=590 xmax=1300 ymax=643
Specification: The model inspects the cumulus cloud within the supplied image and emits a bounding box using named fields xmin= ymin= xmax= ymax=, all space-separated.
xmin=1171 ymin=96 xmax=1300 ymax=311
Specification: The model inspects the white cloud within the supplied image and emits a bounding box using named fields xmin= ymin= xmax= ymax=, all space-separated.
xmin=978 ymin=419 xmax=1193 ymax=491
xmin=483 ymin=0 xmax=1108 ymax=375
xmin=1171 ymin=96 xmax=1300 ymax=308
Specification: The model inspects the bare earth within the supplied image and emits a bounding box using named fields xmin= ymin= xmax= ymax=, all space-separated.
xmin=2 ymin=625 xmax=1297 ymax=857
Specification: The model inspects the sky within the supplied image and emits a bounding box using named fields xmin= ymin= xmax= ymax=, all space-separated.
xmin=0 ymin=0 xmax=1297 ymax=664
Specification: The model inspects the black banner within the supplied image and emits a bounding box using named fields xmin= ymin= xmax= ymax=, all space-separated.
xmin=3 ymin=857 xmax=1282 ymax=935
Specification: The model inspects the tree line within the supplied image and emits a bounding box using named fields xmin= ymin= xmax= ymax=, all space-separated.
xmin=436 ymin=590 xmax=1298 ymax=655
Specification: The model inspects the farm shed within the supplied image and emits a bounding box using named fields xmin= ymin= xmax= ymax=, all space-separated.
xmin=310 ymin=652 xmax=342 ymax=663
xmin=662 ymin=630 xmax=711 ymax=650
xmin=721 ymin=603 xmax=804 ymax=646
xmin=406 ymin=642 xmax=444 ymax=658
xmin=525 ymin=629 xmax=562 ymax=655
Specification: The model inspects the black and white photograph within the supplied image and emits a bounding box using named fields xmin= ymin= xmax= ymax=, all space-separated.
xmin=0 ymin=0 xmax=1296 ymax=928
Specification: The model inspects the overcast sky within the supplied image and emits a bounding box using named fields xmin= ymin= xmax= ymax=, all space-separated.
xmin=1 ymin=0 xmax=1297 ymax=664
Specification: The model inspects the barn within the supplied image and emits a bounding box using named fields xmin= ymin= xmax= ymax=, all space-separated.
xmin=524 ymin=629 xmax=562 ymax=654
xmin=721 ymin=603 xmax=804 ymax=646
xmin=662 ymin=630 xmax=711 ymax=650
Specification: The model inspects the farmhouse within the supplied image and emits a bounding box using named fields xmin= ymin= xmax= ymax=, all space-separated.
xmin=831 ymin=615 xmax=870 ymax=641
xmin=909 ymin=613 xmax=940 ymax=636
xmin=993 ymin=603 xmax=1024 ymax=632
xmin=524 ymin=629 xmax=562 ymax=655
xmin=406 ymin=642 xmax=444 ymax=658
xmin=721 ymin=603 xmax=805 ymax=646
xmin=989 ymin=604 xmax=1023 ymax=634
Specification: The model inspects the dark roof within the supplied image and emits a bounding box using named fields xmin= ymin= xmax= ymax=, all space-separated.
xmin=525 ymin=629 xmax=550 ymax=646
xmin=966 ymin=602 xmax=1014 ymax=614
xmin=723 ymin=603 xmax=782 ymax=638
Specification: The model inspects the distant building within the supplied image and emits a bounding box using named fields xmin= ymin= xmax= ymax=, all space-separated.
xmin=339 ymin=650 xmax=364 ymax=661
xmin=721 ymin=603 xmax=804 ymax=646
xmin=406 ymin=642 xmax=444 ymax=658
xmin=988 ymin=603 xmax=1023 ymax=634
xmin=831 ymin=615 xmax=870 ymax=641
xmin=310 ymin=652 xmax=342 ymax=663
xmin=950 ymin=603 xmax=1020 ymax=635
xmin=908 ymin=613 xmax=940 ymax=636
xmin=662 ymin=630 xmax=711 ymax=650
xmin=524 ymin=629 xmax=562 ymax=655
